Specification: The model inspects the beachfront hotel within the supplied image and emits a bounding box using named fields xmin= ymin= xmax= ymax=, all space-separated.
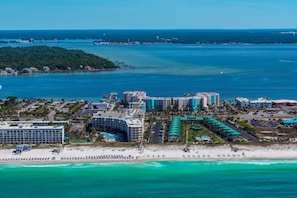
xmin=92 ymin=109 xmax=144 ymax=142
xmin=0 ymin=122 xmax=64 ymax=144
xmin=90 ymin=91 xmax=221 ymax=142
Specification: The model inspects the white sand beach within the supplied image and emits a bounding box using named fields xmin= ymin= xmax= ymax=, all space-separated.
xmin=1 ymin=144 xmax=297 ymax=164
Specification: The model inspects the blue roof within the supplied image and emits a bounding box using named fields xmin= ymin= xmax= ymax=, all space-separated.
xmin=283 ymin=119 xmax=297 ymax=124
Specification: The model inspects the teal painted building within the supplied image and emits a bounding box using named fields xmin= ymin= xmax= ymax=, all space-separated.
xmin=189 ymin=97 xmax=200 ymax=113
xmin=146 ymin=98 xmax=155 ymax=112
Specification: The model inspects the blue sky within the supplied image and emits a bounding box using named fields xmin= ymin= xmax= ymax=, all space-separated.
xmin=1 ymin=0 xmax=296 ymax=30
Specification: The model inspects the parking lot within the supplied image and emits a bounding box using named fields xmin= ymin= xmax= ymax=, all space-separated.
xmin=150 ymin=122 xmax=165 ymax=144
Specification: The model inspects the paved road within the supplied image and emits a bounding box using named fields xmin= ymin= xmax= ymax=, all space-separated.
xmin=224 ymin=122 xmax=260 ymax=142
xmin=150 ymin=122 xmax=164 ymax=144
xmin=48 ymin=110 xmax=56 ymax=122
xmin=241 ymin=130 xmax=260 ymax=142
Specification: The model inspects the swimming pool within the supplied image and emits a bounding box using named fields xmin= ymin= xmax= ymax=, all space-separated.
xmin=102 ymin=133 xmax=116 ymax=140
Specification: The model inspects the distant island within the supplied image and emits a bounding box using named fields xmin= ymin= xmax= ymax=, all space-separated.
xmin=1 ymin=30 xmax=297 ymax=44
xmin=0 ymin=46 xmax=119 ymax=75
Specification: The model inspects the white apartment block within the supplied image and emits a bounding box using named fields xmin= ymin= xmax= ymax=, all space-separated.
xmin=196 ymin=92 xmax=220 ymax=107
xmin=0 ymin=122 xmax=64 ymax=144
xmin=123 ymin=91 xmax=220 ymax=112
xmin=92 ymin=110 xmax=144 ymax=142
xmin=172 ymin=97 xmax=190 ymax=111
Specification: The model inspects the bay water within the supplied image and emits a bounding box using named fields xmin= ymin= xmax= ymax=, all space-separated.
xmin=0 ymin=43 xmax=297 ymax=101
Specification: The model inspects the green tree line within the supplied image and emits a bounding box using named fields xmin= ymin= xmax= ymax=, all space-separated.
xmin=0 ymin=46 xmax=118 ymax=71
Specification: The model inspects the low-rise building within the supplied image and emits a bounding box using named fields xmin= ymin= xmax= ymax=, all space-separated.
xmin=88 ymin=102 xmax=110 ymax=111
xmin=250 ymin=97 xmax=272 ymax=109
xmin=282 ymin=118 xmax=297 ymax=127
xmin=57 ymin=107 xmax=69 ymax=113
xmin=272 ymin=99 xmax=297 ymax=107
xmin=235 ymin=97 xmax=250 ymax=108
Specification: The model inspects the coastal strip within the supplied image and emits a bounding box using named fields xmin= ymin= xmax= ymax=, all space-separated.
xmin=1 ymin=144 xmax=297 ymax=164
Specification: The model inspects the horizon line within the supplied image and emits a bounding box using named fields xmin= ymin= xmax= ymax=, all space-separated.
xmin=1 ymin=28 xmax=297 ymax=31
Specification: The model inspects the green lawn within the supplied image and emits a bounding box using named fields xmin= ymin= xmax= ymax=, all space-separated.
xmin=235 ymin=120 xmax=255 ymax=133
xmin=185 ymin=123 xmax=224 ymax=144
xmin=71 ymin=139 xmax=91 ymax=143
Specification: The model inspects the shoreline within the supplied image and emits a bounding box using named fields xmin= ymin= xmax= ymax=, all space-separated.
xmin=0 ymin=68 xmax=120 ymax=77
xmin=2 ymin=158 xmax=297 ymax=166
xmin=1 ymin=144 xmax=297 ymax=165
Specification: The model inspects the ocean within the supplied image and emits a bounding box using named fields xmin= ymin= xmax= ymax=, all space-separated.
xmin=1 ymin=160 xmax=297 ymax=198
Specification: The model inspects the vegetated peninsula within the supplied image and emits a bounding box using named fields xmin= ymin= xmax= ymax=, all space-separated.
xmin=0 ymin=46 xmax=119 ymax=75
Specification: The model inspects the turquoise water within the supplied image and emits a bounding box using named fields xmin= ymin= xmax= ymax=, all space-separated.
xmin=1 ymin=160 xmax=297 ymax=198
xmin=0 ymin=44 xmax=297 ymax=101
xmin=102 ymin=133 xmax=116 ymax=140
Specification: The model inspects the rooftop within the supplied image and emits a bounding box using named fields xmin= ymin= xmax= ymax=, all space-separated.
xmin=250 ymin=97 xmax=272 ymax=103
xmin=0 ymin=122 xmax=64 ymax=130
xmin=272 ymin=99 xmax=297 ymax=104
xmin=236 ymin=97 xmax=249 ymax=102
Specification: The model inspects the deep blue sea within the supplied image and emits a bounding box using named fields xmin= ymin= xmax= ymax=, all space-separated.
xmin=0 ymin=42 xmax=297 ymax=101
xmin=1 ymin=160 xmax=297 ymax=198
